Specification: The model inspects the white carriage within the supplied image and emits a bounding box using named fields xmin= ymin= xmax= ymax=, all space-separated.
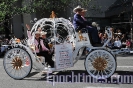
xmin=3 ymin=16 xmax=117 ymax=80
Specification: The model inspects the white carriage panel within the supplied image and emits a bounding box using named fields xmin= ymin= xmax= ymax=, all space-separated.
xmin=75 ymin=33 xmax=91 ymax=47
xmin=55 ymin=43 xmax=73 ymax=70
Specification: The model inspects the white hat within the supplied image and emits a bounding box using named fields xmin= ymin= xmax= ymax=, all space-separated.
xmin=35 ymin=31 xmax=41 ymax=35
xmin=81 ymin=8 xmax=87 ymax=12
xmin=41 ymin=31 xmax=47 ymax=35
xmin=92 ymin=22 xmax=98 ymax=27
xmin=73 ymin=6 xmax=83 ymax=13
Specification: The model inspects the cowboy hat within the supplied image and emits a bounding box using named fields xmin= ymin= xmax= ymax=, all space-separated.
xmin=41 ymin=31 xmax=47 ymax=35
xmin=92 ymin=22 xmax=98 ymax=27
xmin=73 ymin=6 xmax=83 ymax=13
xmin=81 ymin=8 xmax=87 ymax=12
xmin=35 ymin=31 xmax=41 ymax=35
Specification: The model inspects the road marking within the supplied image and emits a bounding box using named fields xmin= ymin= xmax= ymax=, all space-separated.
xmin=85 ymin=86 xmax=119 ymax=88
xmin=117 ymin=65 xmax=133 ymax=68
xmin=117 ymin=58 xmax=133 ymax=60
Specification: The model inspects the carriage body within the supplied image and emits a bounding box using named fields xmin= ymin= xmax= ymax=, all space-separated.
xmin=3 ymin=17 xmax=117 ymax=80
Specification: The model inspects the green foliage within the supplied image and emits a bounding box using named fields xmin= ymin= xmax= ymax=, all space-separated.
xmin=0 ymin=0 xmax=98 ymax=23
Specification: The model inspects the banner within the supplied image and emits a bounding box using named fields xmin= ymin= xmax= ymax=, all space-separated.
xmin=55 ymin=43 xmax=73 ymax=69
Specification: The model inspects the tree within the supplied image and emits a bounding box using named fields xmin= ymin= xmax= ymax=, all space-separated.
xmin=0 ymin=0 xmax=99 ymax=38
xmin=0 ymin=0 xmax=25 ymax=39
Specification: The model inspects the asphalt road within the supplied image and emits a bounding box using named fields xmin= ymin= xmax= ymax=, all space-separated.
xmin=0 ymin=55 xmax=133 ymax=88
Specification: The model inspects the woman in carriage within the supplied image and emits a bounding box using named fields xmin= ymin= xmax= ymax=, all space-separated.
xmin=26 ymin=24 xmax=55 ymax=71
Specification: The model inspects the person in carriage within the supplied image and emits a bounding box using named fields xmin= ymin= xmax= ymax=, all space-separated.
xmin=41 ymin=31 xmax=54 ymax=65
xmin=41 ymin=32 xmax=50 ymax=49
xmin=26 ymin=24 xmax=55 ymax=71
xmin=73 ymin=6 xmax=101 ymax=46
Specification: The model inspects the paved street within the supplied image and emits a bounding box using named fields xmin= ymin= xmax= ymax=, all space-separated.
xmin=0 ymin=55 xmax=133 ymax=88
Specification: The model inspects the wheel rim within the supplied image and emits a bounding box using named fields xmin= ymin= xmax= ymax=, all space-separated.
xmin=3 ymin=48 xmax=32 ymax=79
xmin=85 ymin=50 xmax=116 ymax=79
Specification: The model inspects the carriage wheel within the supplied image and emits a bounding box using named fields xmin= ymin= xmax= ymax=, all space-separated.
xmin=3 ymin=48 xmax=32 ymax=80
xmin=84 ymin=49 xmax=116 ymax=79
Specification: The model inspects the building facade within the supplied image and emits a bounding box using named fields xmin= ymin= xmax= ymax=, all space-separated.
xmin=12 ymin=0 xmax=132 ymax=38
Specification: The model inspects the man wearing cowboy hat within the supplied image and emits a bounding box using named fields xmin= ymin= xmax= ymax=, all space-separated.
xmin=73 ymin=6 xmax=100 ymax=45
xmin=73 ymin=6 xmax=92 ymax=29
xmin=41 ymin=31 xmax=54 ymax=66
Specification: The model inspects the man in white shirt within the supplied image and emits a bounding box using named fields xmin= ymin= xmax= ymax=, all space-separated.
xmin=113 ymin=38 xmax=122 ymax=49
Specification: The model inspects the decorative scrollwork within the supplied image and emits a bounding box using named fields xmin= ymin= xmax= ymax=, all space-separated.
xmin=30 ymin=18 xmax=75 ymax=44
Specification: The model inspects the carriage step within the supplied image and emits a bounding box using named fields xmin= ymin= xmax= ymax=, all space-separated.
xmin=42 ymin=67 xmax=56 ymax=73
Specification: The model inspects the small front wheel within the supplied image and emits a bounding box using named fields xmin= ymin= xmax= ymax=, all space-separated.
xmin=3 ymin=48 xmax=32 ymax=80
xmin=84 ymin=49 xmax=116 ymax=79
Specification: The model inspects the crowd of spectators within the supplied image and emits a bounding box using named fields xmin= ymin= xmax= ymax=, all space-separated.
xmin=0 ymin=35 xmax=10 ymax=57
xmin=99 ymin=28 xmax=133 ymax=49
xmin=0 ymin=35 xmax=10 ymax=45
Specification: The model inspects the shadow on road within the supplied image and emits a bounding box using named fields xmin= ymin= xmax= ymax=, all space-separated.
xmin=26 ymin=72 xmax=40 ymax=77
xmin=24 ymin=70 xmax=133 ymax=84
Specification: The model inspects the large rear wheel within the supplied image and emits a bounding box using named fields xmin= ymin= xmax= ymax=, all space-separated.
xmin=84 ymin=49 xmax=116 ymax=79
xmin=3 ymin=48 xmax=32 ymax=80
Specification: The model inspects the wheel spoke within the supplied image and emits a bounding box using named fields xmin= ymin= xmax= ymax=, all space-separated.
xmin=5 ymin=65 xmax=13 ymax=70
xmin=103 ymin=70 xmax=108 ymax=75
xmin=14 ymin=69 xmax=17 ymax=77
xmin=106 ymin=68 xmax=112 ymax=73
xmin=96 ymin=51 xmax=100 ymax=58
xmin=101 ymin=70 xmax=104 ymax=77
xmin=99 ymin=51 xmax=103 ymax=57
xmin=18 ymin=69 xmax=22 ymax=78
xmin=8 ymin=68 xmax=14 ymax=75
xmin=88 ymin=57 xmax=93 ymax=61
xmin=17 ymin=70 xmax=20 ymax=78
xmin=106 ymin=58 xmax=112 ymax=62
xmin=107 ymin=63 xmax=114 ymax=68
xmin=97 ymin=71 xmax=100 ymax=78
xmin=21 ymin=67 xmax=28 ymax=74
xmin=20 ymin=68 xmax=24 ymax=78
xmin=93 ymin=53 xmax=98 ymax=59
xmin=92 ymin=70 xmax=97 ymax=75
